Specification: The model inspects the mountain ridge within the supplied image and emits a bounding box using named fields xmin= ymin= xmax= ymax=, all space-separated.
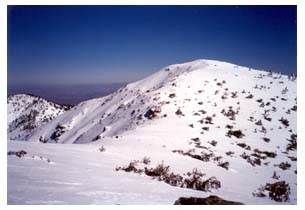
xmin=7 ymin=93 xmax=72 ymax=141
xmin=27 ymin=59 xmax=297 ymax=143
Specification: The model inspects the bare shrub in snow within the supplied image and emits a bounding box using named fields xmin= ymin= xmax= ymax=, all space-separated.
xmin=240 ymin=152 xmax=262 ymax=167
xmin=39 ymin=136 xmax=48 ymax=143
xmin=144 ymin=106 xmax=161 ymax=119
xmin=144 ymin=162 xmax=170 ymax=178
xmin=221 ymin=107 xmax=238 ymax=120
xmin=263 ymin=111 xmax=272 ymax=121
xmin=237 ymin=143 xmax=251 ymax=150
xmin=221 ymin=95 xmax=227 ymax=100
xmin=279 ymin=117 xmax=289 ymax=127
xmin=142 ymin=156 xmax=151 ymax=164
xmin=169 ymin=93 xmax=176 ymax=98
xmin=208 ymin=140 xmax=217 ymax=146
xmin=115 ymin=161 xmax=143 ymax=174
xmin=286 ymin=134 xmax=297 ymax=151
xmin=117 ymin=160 xmax=221 ymax=192
xmin=262 ymin=137 xmax=270 ymax=143
xmin=253 ymin=186 xmax=267 ymax=198
xmin=291 ymin=105 xmax=297 ymax=111
xmin=172 ymin=149 xmax=214 ymax=162
xmin=265 ymin=181 xmax=291 ymax=202
xmin=7 ymin=150 xmax=27 ymax=158
xmin=245 ymin=94 xmax=253 ymax=99
xmin=281 ymin=87 xmax=288 ymax=94
xmin=226 ymin=124 xmax=233 ymax=129
xmin=204 ymin=116 xmax=213 ymax=124
xmin=287 ymin=156 xmax=297 ymax=161
xmin=272 ymin=171 xmax=280 ymax=180
xmin=183 ymin=169 xmax=221 ymax=192
xmin=276 ymin=162 xmax=291 ymax=170
xmin=226 ymin=130 xmax=245 ymax=138
xmin=225 ymin=151 xmax=234 ymax=157
xmin=198 ymin=109 xmax=207 ymax=114
xmin=253 ymin=148 xmax=276 ymax=158
xmin=213 ymin=156 xmax=223 ymax=161
xmin=255 ymin=120 xmax=263 ymax=126
xmin=231 ymin=92 xmax=238 ymax=98
xmin=175 ymin=108 xmax=184 ymax=116
xmin=217 ymin=161 xmax=229 ymax=170
xmin=50 ymin=124 xmax=66 ymax=142
xmin=98 ymin=146 xmax=106 ymax=152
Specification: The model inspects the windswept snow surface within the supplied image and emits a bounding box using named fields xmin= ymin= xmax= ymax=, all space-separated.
xmin=8 ymin=59 xmax=297 ymax=204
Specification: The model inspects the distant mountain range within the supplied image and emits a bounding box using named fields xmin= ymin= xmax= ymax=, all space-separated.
xmin=8 ymin=83 xmax=127 ymax=105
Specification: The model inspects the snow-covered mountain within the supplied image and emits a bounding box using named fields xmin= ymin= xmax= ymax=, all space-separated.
xmin=7 ymin=94 xmax=71 ymax=141
xmin=31 ymin=59 xmax=297 ymax=144
xmin=8 ymin=59 xmax=297 ymax=204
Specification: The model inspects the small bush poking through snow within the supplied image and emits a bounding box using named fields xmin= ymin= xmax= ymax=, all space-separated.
xmin=115 ymin=161 xmax=143 ymax=174
xmin=221 ymin=107 xmax=238 ymax=120
xmin=98 ymin=146 xmax=106 ymax=152
xmin=262 ymin=137 xmax=271 ymax=143
xmin=208 ymin=140 xmax=218 ymax=146
xmin=277 ymin=162 xmax=291 ymax=170
xmin=225 ymin=151 xmax=235 ymax=157
xmin=217 ymin=161 xmax=229 ymax=170
xmin=240 ymin=152 xmax=262 ymax=167
xmin=291 ymin=105 xmax=297 ymax=111
xmin=175 ymin=108 xmax=184 ymax=116
xmin=272 ymin=171 xmax=280 ymax=180
xmin=252 ymin=149 xmax=277 ymax=158
xmin=226 ymin=130 xmax=245 ymax=138
xmin=144 ymin=162 xmax=170 ymax=178
xmin=116 ymin=160 xmax=221 ymax=192
xmin=279 ymin=117 xmax=290 ymax=127
xmin=245 ymin=94 xmax=254 ymax=99
xmin=204 ymin=116 xmax=213 ymax=124
xmin=172 ymin=149 xmax=214 ymax=162
xmin=226 ymin=124 xmax=233 ymax=129
xmin=183 ymin=169 xmax=221 ymax=192
xmin=142 ymin=156 xmax=151 ymax=164
xmin=169 ymin=93 xmax=176 ymax=98
xmin=254 ymin=181 xmax=291 ymax=202
xmin=7 ymin=150 xmax=27 ymax=158
xmin=236 ymin=143 xmax=251 ymax=150
xmin=286 ymin=134 xmax=297 ymax=151
xmin=255 ymin=120 xmax=263 ymax=126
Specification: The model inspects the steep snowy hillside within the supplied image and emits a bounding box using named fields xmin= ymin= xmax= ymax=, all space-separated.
xmin=8 ymin=59 xmax=297 ymax=204
xmin=32 ymin=59 xmax=297 ymax=145
xmin=7 ymin=94 xmax=71 ymax=141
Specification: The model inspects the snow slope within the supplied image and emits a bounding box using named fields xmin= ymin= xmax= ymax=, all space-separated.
xmin=31 ymin=60 xmax=297 ymax=144
xmin=7 ymin=141 xmax=234 ymax=205
xmin=7 ymin=94 xmax=71 ymax=141
xmin=8 ymin=59 xmax=297 ymax=204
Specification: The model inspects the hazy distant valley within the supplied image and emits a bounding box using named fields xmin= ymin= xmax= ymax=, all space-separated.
xmin=8 ymin=83 xmax=127 ymax=105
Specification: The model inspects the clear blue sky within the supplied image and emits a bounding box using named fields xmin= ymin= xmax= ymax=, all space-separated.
xmin=8 ymin=5 xmax=297 ymax=85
